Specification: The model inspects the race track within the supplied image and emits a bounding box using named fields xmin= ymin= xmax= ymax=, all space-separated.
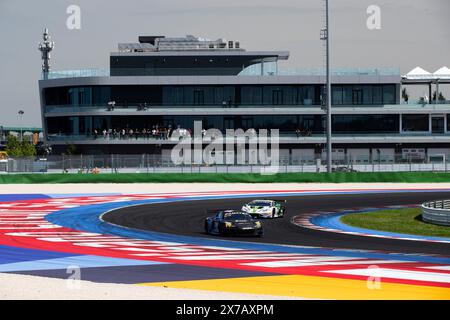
xmin=1 ymin=186 xmax=449 ymax=299
xmin=104 ymin=192 xmax=450 ymax=255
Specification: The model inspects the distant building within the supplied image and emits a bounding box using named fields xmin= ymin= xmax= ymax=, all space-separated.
xmin=38 ymin=34 xmax=450 ymax=163
xmin=0 ymin=126 xmax=43 ymax=147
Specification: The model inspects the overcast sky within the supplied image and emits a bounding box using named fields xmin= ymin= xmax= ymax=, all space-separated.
xmin=0 ymin=0 xmax=449 ymax=127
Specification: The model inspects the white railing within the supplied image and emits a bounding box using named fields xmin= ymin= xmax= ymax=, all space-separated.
xmin=421 ymin=200 xmax=450 ymax=226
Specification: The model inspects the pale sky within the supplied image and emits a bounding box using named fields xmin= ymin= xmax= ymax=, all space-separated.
xmin=0 ymin=0 xmax=449 ymax=127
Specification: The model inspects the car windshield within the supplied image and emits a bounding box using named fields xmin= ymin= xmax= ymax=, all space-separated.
xmin=250 ymin=201 xmax=272 ymax=207
xmin=223 ymin=213 xmax=252 ymax=220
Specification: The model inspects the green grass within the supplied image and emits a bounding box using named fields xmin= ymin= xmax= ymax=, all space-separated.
xmin=340 ymin=208 xmax=450 ymax=238
xmin=1 ymin=171 xmax=450 ymax=184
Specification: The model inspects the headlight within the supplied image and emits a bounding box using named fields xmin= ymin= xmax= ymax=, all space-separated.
xmin=225 ymin=222 xmax=233 ymax=228
xmin=255 ymin=221 xmax=261 ymax=228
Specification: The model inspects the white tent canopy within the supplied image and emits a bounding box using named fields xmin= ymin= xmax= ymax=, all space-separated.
xmin=403 ymin=66 xmax=450 ymax=81
xmin=433 ymin=66 xmax=450 ymax=79
xmin=403 ymin=67 xmax=432 ymax=79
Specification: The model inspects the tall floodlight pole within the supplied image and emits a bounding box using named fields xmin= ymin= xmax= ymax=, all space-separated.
xmin=18 ymin=110 xmax=24 ymax=142
xmin=325 ymin=0 xmax=332 ymax=172
xmin=38 ymin=28 xmax=55 ymax=80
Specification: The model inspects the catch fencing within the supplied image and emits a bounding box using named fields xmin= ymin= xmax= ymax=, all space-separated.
xmin=0 ymin=153 xmax=449 ymax=174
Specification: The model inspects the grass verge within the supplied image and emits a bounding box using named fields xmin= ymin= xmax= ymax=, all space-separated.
xmin=1 ymin=172 xmax=450 ymax=184
xmin=340 ymin=208 xmax=450 ymax=238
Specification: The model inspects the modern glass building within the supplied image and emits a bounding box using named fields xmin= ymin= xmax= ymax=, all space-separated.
xmin=39 ymin=35 xmax=450 ymax=163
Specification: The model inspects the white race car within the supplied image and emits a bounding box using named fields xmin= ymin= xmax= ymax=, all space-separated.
xmin=241 ymin=199 xmax=286 ymax=219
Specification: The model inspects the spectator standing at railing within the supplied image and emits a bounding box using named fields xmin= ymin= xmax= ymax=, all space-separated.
xmin=94 ymin=129 xmax=98 ymax=140
xmin=167 ymin=125 xmax=172 ymax=139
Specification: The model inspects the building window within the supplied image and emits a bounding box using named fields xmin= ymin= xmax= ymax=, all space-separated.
xmin=383 ymin=85 xmax=396 ymax=104
xmin=272 ymin=90 xmax=283 ymax=105
xmin=332 ymin=86 xmax=343 ymax=105
xmin=352 ymin=87 xmax=363 ymax=105
xmin=362 ymin=86 xmax=373 ymax=105
xmin=332 ymin=114 xmax=399 ymax=133
xmin=300 ymin=86 xmax=315 ymax=105
xmin=193 ymin=90 xmax=204 ymax=105
xmin=78 ymin=89 xmax=84 ymax=105
xmin=241 ymin=86 xmax=262 ymax=105
xmin=372 ymin=86 xmax=383 ymax=104
xmin=343 ymin=86 xmax=352 ymax=105
xmin=402 ymin=114 xmax=429 ymax=132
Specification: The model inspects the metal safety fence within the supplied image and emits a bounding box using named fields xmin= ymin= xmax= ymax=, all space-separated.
xmin=0 ymin=153 xmax=449 ymax=174
xmin=421 ymin=200 xmax=450 ymax=226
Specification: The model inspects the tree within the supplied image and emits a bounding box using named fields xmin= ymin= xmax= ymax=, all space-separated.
xmin=401 ymin=88 xmax=409 ymax=104
xmin=432 ymin=91 xmax=446 ymax=102
xmin=21 ymin=140 xmax=37 ymax=157
xmin=5 ymin=135 xmax=23 ymax=157
xmin=5 ymin=135 xmax=36 ymax=157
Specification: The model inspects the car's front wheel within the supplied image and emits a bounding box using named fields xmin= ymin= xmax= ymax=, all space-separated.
xmin=218 ymin=224 xmax=226 ymax=236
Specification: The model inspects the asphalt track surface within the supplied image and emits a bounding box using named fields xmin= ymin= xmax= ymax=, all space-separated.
xmin=103 ymin=192 xmax=450 ymax=256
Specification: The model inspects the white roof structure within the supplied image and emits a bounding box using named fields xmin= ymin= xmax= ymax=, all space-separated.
xmin=403 ymin=67 xmax=432 ymax=79
xmin=402 ymin=66 xmax=450 ymax=83
xmin=433 ymin=66 xmax=450 ymax=79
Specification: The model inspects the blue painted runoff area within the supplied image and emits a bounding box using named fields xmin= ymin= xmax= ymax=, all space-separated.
xmin=0 ymin=244 xmax=77 ymax=264
xmin=0 ymin=254 xmax=167 ymax=272
xmin=0 ymin=194 xmax=51 ymax=202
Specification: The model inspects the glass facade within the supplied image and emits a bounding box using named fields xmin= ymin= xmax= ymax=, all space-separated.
xmin=332 ymin=115 xmax=399 ymax=133
xmin=44 ymin=84 xmax=397 ymax=107
xmin=46 ymin=114 xmax=403 ymax=137
xmin=332 ymin=85 xmax=395 ymax=105
xmin=162 ymin=86 xmax=235 ymax=105
xmin=402 ymin=114 xmax=429 ymax=132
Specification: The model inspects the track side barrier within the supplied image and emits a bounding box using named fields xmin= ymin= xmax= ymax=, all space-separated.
xmin=422 ymin=200 xmax=450 ymax=226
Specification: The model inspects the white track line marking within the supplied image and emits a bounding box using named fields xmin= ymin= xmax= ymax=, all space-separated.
xmin=323 ymin=268 xmax=450 ymax=283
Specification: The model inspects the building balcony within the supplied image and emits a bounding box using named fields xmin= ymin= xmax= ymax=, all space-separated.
xmin=45 ymin=131 xmax=450 ymax=145
xmin=42 ymin=67 xmax=401 ymax=80
xmin=43 ymin=102 xmax=450 ymax=116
